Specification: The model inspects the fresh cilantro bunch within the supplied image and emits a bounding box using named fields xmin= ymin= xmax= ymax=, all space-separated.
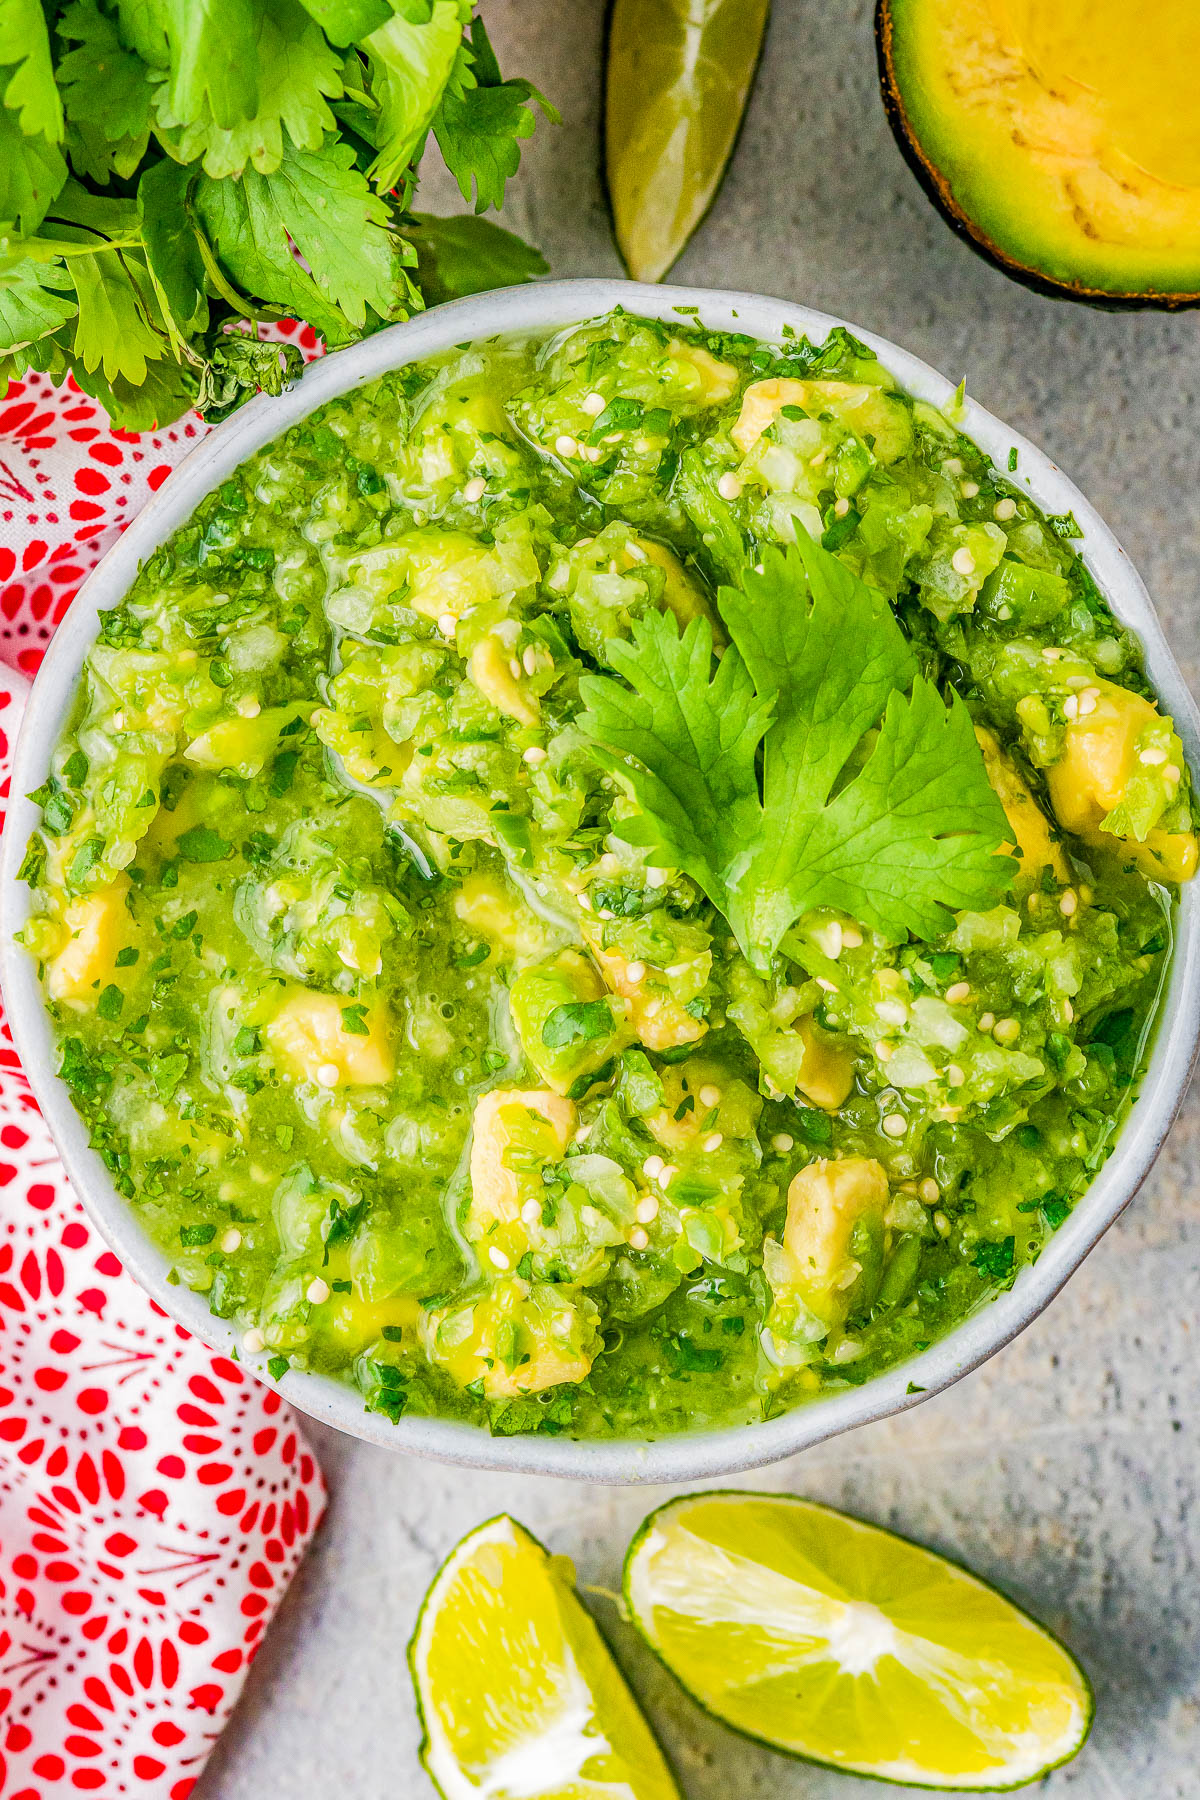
xmin=1 ymin=2 xmax=554 ymax=427
xmin=579 ymin=535 xmax=1015 ymax=973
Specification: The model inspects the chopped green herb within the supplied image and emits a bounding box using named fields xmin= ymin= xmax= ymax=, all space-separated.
xmin=793 ymin=1106 xmax=833 ymax=1144
xmin=152 ymin=1053 xmax=189 ymax=1101
xmin=326 ymin=1196 xmax=369 ymax=1249
xmin=17 ymin=837 xmax=45 ymax=886
xmin=68 ymin=837 xmax=105 ymax=885
xmin=269 ymin=751 xmax=300 ymax=797
xmin=176 ymin=826 xmax=232 ymax=863
xmin=180 ymin=1224 xmax=216 ymax=1247
xmin=96 ymin=984 xmax=124 ymax=1022
xmin=542 ymin=1000 xmax=613 ymax=1048
xmin=669 ymin=1335 xmax=723 ymax=1373
xmin=972 ymin=1236 xmax=1016 ymax=1283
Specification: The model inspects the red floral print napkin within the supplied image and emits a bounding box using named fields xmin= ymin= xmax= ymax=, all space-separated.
xmin=0 ymin=332 xmax=327 ymax=1800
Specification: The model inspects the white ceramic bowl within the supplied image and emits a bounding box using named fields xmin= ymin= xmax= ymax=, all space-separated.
xmin=4 ymin=279 xmax=1199 ymax=1484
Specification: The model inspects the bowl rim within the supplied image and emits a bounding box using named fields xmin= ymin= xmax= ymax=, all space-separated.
xmin=3 ymin=276 xmax=1199 ymax=1485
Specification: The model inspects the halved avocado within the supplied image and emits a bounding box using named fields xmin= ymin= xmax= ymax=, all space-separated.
xmin=876 ymin=0 xmax=1200 ymax=308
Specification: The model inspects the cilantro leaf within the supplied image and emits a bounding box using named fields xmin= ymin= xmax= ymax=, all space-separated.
xmin=193 ymin=167 xmax=346 ymax=347
xmin=110 ymin=2 xmax=168 ymax=67
xmin=138 ymin=159 xmax=208 ymax=334
xmin=181 ymin=1223 xmax=217 ymax=1247
xmin=0 ymin=0 xmax=547 ymax=423
xmin=97 ymin=983 xmax=123 ymax=1021
xmin=579 ymin=604 xmax=774 ymax=955
xmin=196 ymin=136 xmax=415 ymax=336
xmin=57 ymin=2 xmax=152 ymax=140
xmin=59 ymin=1034 xmax=105 ymax=1102
xmin=434 ymin=17 xmax=558 ymax=214
xmin=17 ymin=834 xmax=45 ymax=887
xmin=68 ymin=349 xmax=197 ymax=433
xmin=62 ymin=119 xmax=150 ymax=195
xmin=403 ymin=211 xmax=547 ymax=305
xmin=57 ymin=0 xmax=152 ymax=182
xmin=782 ymin=677 xmax=1017 ymax=939
xmin=676 ymin=447 xmax=748 ymax=583
xmin=733 ymin=541 xmax=1012 ymax=947
xmin=152 ymin=1051 xmax=189 ymax=1101
xmin=294 ymin=0 xmax=393 ymax=47
xmin=159 ymin=0 xmax=261 ymax=135
xmin=723 ymin=533 xmax=918 ymax=860
xmin=0 ymin=255 xmax=77 ymax=354
xmin=153 ymin=0 xmax=344 ymax=179
xmin=0 ymin=108 xmax=67 ymax=234
xmin=41 ymin=184 xmax=170 ymax=389
xmin=0 ymin=0 xmax=63 ymax=141
xmin=364 ymin=3 xmax=465 ymax=193
xmin=580 ymin=536 xmax=1013 ymax=971
xmin=69 ymin=245 xmax=165 ymax=386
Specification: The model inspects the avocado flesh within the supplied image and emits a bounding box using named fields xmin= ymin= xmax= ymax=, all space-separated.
xmin=879 ymin=0 xmax=1200 ymax=306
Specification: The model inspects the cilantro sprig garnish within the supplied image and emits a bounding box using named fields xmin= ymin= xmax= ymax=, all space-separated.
xmin=2 ymin=8 xmax=554 ymax=428
xmin=579 ymin=535 xmax=1014 ymax=973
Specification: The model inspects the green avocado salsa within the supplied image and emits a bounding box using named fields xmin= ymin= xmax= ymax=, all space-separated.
xmin=21 ymin=309 xmax=1197 ymax=1441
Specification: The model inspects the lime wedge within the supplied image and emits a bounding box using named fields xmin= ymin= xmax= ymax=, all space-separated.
xmin=624 ymin=1492 xmax=1092 ymax=1789
xmin=605 ymin=0 xmax=771 ymax=283
xmin=410 ymin=1514 xmax=682 ymax=1800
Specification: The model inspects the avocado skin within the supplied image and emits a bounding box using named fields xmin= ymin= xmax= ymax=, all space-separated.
xmin=874 ymin=0 xmax=1200 ymax=313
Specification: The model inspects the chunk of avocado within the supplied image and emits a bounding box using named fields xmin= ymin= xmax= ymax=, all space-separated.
xmin=1041 ymin=683 xmax=1198 ymax=881
xmin=466 ymin=1087 xmax=577 ymax=1251
xmin=975 ymin=725 xmax=1070 ymax=885
xmin=422 ymin=1276 xmax=600 ymax=1399
xmin=508 ymin=951 xmax=628 ymax=1094
xmin=877 ymin=0 xmax=1200 ymax=307
xmin=265 ymin=988 xmax=394 ymax=1087
xmin=45 ymin=875 xmax=131 ymax=1008
xmin=771 ymin=1155 xmax=890 ymax=1332
xmin=732 ymin=378 xmax=912 ymax=465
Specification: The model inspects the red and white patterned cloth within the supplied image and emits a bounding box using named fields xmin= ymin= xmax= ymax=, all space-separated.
xmin=0 ymin=326 xmax=327 ymax=1800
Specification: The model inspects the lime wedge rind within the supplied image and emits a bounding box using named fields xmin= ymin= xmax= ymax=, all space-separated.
xmin=623 ymin=1491 xmax=1093 ymax=1792
xmin=410 ymin=1512 xmax=683 ymax=1800
xmin=604 ymin=0 xmax=772 ymax=284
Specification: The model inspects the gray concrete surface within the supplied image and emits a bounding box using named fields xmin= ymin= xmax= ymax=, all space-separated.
xmin=196 ymin=3 xmax=1200 ymax=1794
